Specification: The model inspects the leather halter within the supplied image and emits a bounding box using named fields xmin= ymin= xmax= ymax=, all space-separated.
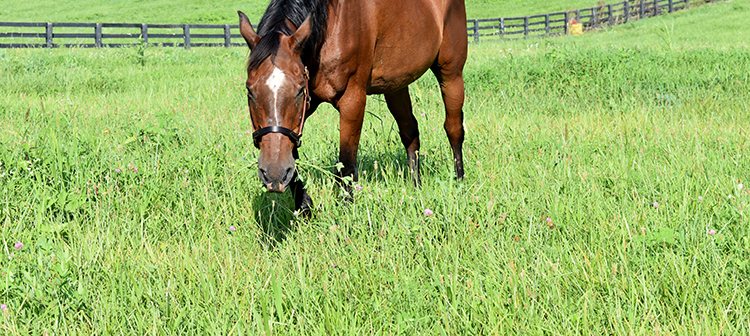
xmin=251 ymin=67 xmax=311 ymax=149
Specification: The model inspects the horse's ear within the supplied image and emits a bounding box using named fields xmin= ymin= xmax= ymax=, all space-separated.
xmin=238 ymin=11 xmax=260 ymax=49
xmin=289 ymin=16 xmax=312 ymax=52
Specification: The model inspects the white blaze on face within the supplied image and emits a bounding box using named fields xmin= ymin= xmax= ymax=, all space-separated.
xmin=265 ymin=66 xmax=287 ymax=123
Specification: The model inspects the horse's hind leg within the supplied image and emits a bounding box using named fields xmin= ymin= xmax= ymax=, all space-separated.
xmin=385 ymin=87 xmax=421 ymax=186
xmin=432 ymin=5 xmax=468 ymax=179
xmin=431 ymin=61 xmax=467 ymax=179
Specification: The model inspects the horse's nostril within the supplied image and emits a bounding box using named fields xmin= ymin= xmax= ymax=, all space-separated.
xmin=259 ymin=168 xmax=270 ymax=183
xmin=282 ymin=167 xmax=294 ymax=184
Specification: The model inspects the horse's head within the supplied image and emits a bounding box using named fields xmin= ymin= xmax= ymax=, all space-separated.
xmin=239 ymin=11 xmax=311 ymax=193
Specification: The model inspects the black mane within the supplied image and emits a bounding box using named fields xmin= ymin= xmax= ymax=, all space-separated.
xmin=247 ymin=0 xmax=329 ymax=70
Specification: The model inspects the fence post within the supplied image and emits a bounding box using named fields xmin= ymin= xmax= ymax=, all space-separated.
xmin=95 ymin=23 xmax=102 ymax=48
xmin=523 ymin=16 xmax=529 ymax=37
xmin=545 ymin=14 xmax=550 ymax=35
xmin=609 ymin=4 xmax=614 ymax=25
xmin=141 ymin=23 xmax=148 ymax=44
xmin=184 ymin=24 xmax=191 ymax=50
xmin=640 ymin=0 xmax=645 ymax=18
xmin=499 ymin=18 xmax=505 ymax=39
xmin=654 ymin=0 xmax=659 ymax=16
xmin=624 ymin=0 xmax=630 ymax=23
xmin=686 ymin=0 xmax=690 ymax=9
xmin=473 ymin=19 xmax=479 ymax=42
xmin=224 ymin=24 xmax=231 ymax=47
xmin=669 ymin=0 xmax=673 ymax=12
xmin=592 ymin=7 xmax=598 ymax=28
xmin=564 ymin=12 xmax=569 ymax=34
xmin=46 ymin=22 xmax=53 ymax=48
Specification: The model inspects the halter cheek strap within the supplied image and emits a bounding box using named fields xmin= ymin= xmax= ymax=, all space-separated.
xmin=252 ymin=67 xmax=310 ymax=149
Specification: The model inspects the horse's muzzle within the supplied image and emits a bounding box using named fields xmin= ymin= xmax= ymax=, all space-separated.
xmin=256 ymin=133 xmax=297 ymax=193
xmin=258 ymin=165 xmax=294 ymax=193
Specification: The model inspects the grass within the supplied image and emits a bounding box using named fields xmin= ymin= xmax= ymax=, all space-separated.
xmin=1 ymin=0 xmax=750 ymax=334
xmin=568 ymin=0 xmax=750 ymax=49
xmin=0 ymin=0 xmax=604 ymax=48
xmin=0 ymin=0 xmax=602 ymax=23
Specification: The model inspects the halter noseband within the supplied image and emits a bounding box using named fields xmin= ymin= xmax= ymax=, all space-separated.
xmin=251 ymin=67 xmax=311 ymax=149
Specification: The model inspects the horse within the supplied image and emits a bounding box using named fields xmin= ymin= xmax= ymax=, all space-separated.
xmin=238 ymin=0 xmax=467 ymax=214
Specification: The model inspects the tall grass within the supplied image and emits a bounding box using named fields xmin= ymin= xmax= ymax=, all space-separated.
xmin=0 ymin=1 xmax=749 ymax=334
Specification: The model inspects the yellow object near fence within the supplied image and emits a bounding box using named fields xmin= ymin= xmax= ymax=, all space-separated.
xmin=569 ymin=23 xmax=583 ymax=36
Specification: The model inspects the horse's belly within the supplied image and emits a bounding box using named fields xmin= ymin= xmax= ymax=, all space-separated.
xmin=366 ymin=2 xmax=443 ymax=94
xmin=367 ymin=38 xmax=440 ymax=94
xmin=367 ymin=67 xmax=432 ymax=95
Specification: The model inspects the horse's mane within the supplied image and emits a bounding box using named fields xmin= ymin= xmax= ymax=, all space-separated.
xmin=247 ymin=0 xmax=329 ymax=70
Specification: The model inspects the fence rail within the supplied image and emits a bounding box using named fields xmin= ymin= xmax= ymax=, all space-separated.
xmin=466 ymin=0 xmax=722 ymax=42
xmin=0 ymin=0 xmax=724 ymax=48
xmin=0 ymin=22 xmax=249 ymax=49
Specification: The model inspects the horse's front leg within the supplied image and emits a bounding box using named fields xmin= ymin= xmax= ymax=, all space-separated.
xmin=290 ymin=147 xmax=314 ymax=216
xmin=335 ymin=89 xmax=367 ymax=202
xmin=289 ymin=98 xmax=323 ymax=216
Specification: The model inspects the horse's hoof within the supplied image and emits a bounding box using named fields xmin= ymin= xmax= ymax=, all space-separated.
xmin=295 ymin=207 xmax=312 ymax=219
xmin=295 ymin=195 xmax=314 ymax=219
xmin=341 ymin=192 xmax=354 ymax=204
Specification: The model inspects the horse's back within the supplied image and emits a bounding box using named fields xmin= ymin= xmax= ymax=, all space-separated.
xmin=368 ymin=0 xmax=465 ymax=93
xmin=315 ymin=0 xmax=466 ymax=98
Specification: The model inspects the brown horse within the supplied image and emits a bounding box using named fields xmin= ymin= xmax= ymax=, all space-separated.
xmin=238 ymin=0 xmax=467 ymax=213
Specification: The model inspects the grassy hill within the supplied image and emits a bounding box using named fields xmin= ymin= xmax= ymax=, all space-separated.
xmin=497 ymin=0 xmax=749 ymax=49
xmin=1 ymin=0 xmax=600 ymax=23
xmin=1 ymin=0 xmax=749 ymax=334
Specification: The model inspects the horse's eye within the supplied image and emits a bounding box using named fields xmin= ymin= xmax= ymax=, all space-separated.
xmin=246 ymin=86 xmax=256 ymax=101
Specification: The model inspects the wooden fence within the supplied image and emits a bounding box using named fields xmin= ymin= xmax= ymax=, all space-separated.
xmin=467 ymin=0 xmax=724 ymax=42
xmin=0 ymin=22 xmax=248 ymax=49
xmin=0 ymin=0 xmax=725 ymax=48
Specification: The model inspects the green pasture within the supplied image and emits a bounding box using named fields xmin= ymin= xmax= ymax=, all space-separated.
xmin=0 ymin=0 xmax=600 ymax=23
xmin=1 ymin=0 xmax=749 ymax=334
xmin=0 ymin=0 xmax=602 ymax=48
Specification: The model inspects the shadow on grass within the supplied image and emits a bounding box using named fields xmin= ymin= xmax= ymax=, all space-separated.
xmin=251 ymin=190 xmax=298 ymax=250
xmin=249 ymin=134 xmax=454 ymax=249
